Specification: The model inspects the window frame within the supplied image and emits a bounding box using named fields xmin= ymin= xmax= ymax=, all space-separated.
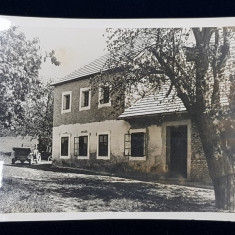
xmin=129 ymin=128 xmax=147 ymax=161
xmin=97 ymin=131 xmax=111 ymax=160
xmin=74 ymin=135 xmax=90 ymax=159
xmin=60 ymin=133 xmax=70 ymax=159
xmin=79 ymin=87 xmax=91 ymax=111
xmin=98 ymin=84 xmax=111 ymax=109
xmin=61 ymin=91 xmax=72 ymax=114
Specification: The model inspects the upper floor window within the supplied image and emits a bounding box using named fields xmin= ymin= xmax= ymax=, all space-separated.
xmin=98 ymin=84 xmax=111 ymax=108
xmin=61 ymin=91 xmax=72 ymax=113
xmin=80 ymin=87 xmax=91 ymax=111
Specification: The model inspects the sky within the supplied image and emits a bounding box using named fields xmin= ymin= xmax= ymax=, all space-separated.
xmin=1 ymin=16 xmax=235 ymax=82
xmin=0 ymin=17 xmax=108 ymax=82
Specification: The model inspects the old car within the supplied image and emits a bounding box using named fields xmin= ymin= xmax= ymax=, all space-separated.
xmin=11 ymin=147 xmax=41 ymax=165
xmin=41 ymin=151 xmax=52 ymax=161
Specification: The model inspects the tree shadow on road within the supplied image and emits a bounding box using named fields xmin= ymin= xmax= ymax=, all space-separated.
xmin=4 ymin=172 xmax=216 ymax=212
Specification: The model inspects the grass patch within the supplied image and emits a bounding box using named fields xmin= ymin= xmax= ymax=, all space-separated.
xmin=0 ymin=178 xmax=63 ymax=213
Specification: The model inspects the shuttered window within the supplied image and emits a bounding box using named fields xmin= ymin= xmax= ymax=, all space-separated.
xmin=74 ymin=136 xmax=88 ymax=157
xmin=124 ymin=132 xmax=146 ymax=157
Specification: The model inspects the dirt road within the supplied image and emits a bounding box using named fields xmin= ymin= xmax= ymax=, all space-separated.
xmin=0 ymin=156 xmax=216 ymax=213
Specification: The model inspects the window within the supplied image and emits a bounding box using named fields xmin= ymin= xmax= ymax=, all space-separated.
xmin=80 ymin=87 xmax=91 ymax=110
xmin=64 ymin=95 xmax=70 ymax=110
xmin=124 ymin=129 xmax=146 ymax=160
xmin=61 ymin=91 xmax=72 ymax=113
xmin=131 ymin=133 xmax=145 ymax=157
xmin=98 ymin=85 xmax=111 ymax=108
xmin=97 ymin=132 xmax=110 ymax=159
xmin=99 ymin=135 xmax=108 ymax=156
xmin=74 ymin=135 xmax=89 ymax=159
xmin=83 ymin=91 xmax=89 ymax=107
xmin=60 ymin=134 xmax=70 ymax=158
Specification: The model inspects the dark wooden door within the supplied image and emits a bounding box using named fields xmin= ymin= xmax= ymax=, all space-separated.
xmin=169 ymin=125 xmax=187 ymax=178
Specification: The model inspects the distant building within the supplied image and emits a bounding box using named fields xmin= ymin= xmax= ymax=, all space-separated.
xmin=52 ymin=55 xmax=211 ymax=182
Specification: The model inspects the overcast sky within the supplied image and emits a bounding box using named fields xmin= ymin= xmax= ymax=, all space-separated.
xmin=1 ymin=17 xmax=107 ymax=82
xmin=1 ymin=16 xmax=235 ymax=83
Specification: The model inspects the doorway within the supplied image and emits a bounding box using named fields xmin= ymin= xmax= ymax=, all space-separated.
xmin=166 ymin=125 xmax=187 ymax=178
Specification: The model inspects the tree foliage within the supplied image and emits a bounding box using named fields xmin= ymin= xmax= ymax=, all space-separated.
xmin=9 ymin=81 xmax=54 ymax=150
xmin=101 ymin=27 xmax=235 ymax=210
xmin=0 ymin=26 xmax=59 ymax=130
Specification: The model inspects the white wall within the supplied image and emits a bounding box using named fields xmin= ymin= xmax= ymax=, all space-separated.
xmin=52 ymin=119 xmax=130 ymax=159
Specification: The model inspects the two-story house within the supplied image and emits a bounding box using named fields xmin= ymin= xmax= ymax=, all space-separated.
xmin=52 ymin=55 xmax=211 ymax=182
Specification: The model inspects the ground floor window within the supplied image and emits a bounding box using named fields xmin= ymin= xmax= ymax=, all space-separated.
xmin=97 ymin=132 xmax=110 ymax=159
xmin=131 ymin=132 xmax=145 ymax=157
xmin=61 ymin=135 xmax=70 ymax=158
xmin=74 ymin=135 xmax=89 ymax=159
xmin=124 ymin=129 xmax=146 ymax=160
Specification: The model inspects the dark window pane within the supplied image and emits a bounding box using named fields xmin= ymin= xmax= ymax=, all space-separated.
xmin=100 ymin=86 xmax=110 ymax=104
xmin=61 ymin=137 xmax=69 ymax=156
xmin=99 ymin=135 xmax=103 ymax=142
xmin=103 ymin=86 xmax=110 ymax=103
xmin=63 ymin=95 xmax=70 ymax=110
xmin=79 ymin=136 xmax=88 ymax=156
xmin=99 ymin=134 xmax=108 ymax=156
xmin=131 ymin=132 xmax=144 ymax=157
xmin=83 ymin=91 xmax=89 ymax=107
xmin=103 ymin=135 xmax=108 ymax=142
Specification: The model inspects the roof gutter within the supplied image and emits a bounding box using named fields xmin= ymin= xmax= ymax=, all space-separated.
xmin=117 ymin=110 xmax=188 ymax=120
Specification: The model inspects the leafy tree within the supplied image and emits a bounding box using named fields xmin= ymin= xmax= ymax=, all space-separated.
xmin=0 ymin=26 xmax=59 ymax=130
xmin=11 ymin=81 xmax=54 ymax=151
xmin=99 ymin=27 xmax=235 ymax=210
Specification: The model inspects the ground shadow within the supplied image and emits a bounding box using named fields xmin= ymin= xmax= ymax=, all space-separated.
xmin=4 ymin=171 xmax=215 ymax=212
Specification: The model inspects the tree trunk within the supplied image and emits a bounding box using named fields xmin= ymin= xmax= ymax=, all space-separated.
xmin=212 ymin=174 xmax=235 ymax=210
xmin=194 ymin=116 xmax=235 ymax=211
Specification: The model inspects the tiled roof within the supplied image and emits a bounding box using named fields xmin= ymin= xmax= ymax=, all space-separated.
xmin=52 ymin=54 xmax=109 ymax=86
xmin=119 ymin=85 xmax=187 ymax=119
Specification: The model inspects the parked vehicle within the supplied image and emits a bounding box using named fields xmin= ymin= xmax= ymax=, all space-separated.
xmin=11 ymin=147 xmax=41 ymax=165
xmin=41 ymin=151 xmax=52 ymax=161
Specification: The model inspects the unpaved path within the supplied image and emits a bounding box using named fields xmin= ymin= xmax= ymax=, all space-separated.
xmin=0 ymin=158 xmax=216 ymax=212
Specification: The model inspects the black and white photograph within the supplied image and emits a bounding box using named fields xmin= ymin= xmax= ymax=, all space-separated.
xmin=0 ymin=16 xmax=235 ymax=221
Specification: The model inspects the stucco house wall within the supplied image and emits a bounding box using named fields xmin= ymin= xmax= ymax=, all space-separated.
xmin=52 ymin=61 xmax=211 ymax=183
xmin=53 ymin=76 xmax=124 ymax=128
xmin=52 ymin=119 xmax=130 ymax=164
